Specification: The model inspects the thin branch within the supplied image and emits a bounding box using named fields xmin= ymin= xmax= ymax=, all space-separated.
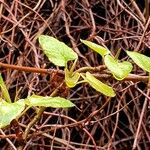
xmin=0 ymin=62 xmax=64 ymax=75
xmin=0 ymin=62 xmax=149 ymax=82
xmin=0 ymin=129 xmax=17 ymax=150
xmin=132 ymin=89 xmax=150 ymax=149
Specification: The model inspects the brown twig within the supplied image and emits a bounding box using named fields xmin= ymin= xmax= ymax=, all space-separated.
xmin=0 ymin=62 xmax=64 ymax=75
xmin=0 ymin=62 xmax=149 ymax=82
xmin=132 ymin=89 xmax=150 ymax=149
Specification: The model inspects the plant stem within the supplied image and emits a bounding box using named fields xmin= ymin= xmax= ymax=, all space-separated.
xmin=0 ymin=62 xmax=64 ymax=75
xmin=0 ymin=62 xmax=149 ymax=82
xmin=75 ymin=65 xmax=106 ymax=73
xmin=114 ymin=48 xmax=121 ymax=60
xmin=23 ymin=87 xmax=59 ymax=139
xmin=145 ymin=0 xmax=149 ymax=20
xmin=23 ymin=107 xmax=46 ymax=140
xmin=132 ymin=73 xmax=150 ymax=149
xmin=18 ymin=82 xmax=63 ymax=149
xmin=69 ymin=58 xmax=78 ymax=74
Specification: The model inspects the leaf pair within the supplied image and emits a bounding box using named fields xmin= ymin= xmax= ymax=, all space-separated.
xmin=38 ymin=36 xmax=116 ymax=97
xmin=80 ymin=40 xmax=133 ymax=97
xmin=0 ymin=72 xmax=75 ymax=128
xmin=81 ymin=39 xmax=133 ymax=81
xmin=81 ymin=39 xmax=150 ymax=77
xmin=0 ymin=36 xmax=78 ymax=128
xmin=39 ymin=35 xmax=80 ymax=88
xmin=81 ymin=39 xmax=150 ymax=96
xmin=0 ymin=95 xmax=75 ymax=128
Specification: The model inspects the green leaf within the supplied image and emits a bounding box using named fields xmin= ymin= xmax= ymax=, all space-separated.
xmin=65 ymin=68 xmax=80 ymax=88
xmin=126 ymin=51 xmax=150 ymax=72
xmin=0 ymin=100 xmax=25 ymax=128
xmin=39 ymin=35 xmax=78 ymax=66
xmin=81 ymin=72 xmax=115 ymax=97
xmin=25 ymin=95 xmax=75 ymax=108
xmin=104 ymin=55 xmax=133 ymax=80
xmin=80 ymin=39 xmax=110 ymax=57
xmin=0 ymin=74 xmax=11 ymax=103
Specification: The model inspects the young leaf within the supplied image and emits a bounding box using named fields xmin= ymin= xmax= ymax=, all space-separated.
xmin=126 ymin=51 xmax=150 ymax=72
xmin=25 ymin=95 xmax=75 ymax=108
xmin=80 ymin=39 xmax=110 ymax=57
xmin=39 ymin=35 xmax=78 ymax=66
xmin=104 ymin=55 xmax=133 ymax=80
xmin=0 ymin=74 xmax=11 ymax=103
xmin=81 ymin=72 xmax=115 ymax=97
xmin=65 ymin=68 xmax=80 ymax=88
xmin=0 ymin=100 xmax=25 ymax=128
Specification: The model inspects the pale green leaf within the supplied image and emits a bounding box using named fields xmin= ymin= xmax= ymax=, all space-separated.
xmin=126 ymin=51 xmax=150 ymax=72
xmin=65 ymin=68 xmax=80 ymax=88
xmin=39 ymin=35 xmax=78 ymax=66
xmin=0 ymin=74 xmax=11 ymax=103
xmin=0 ymin=100 xmax=25 ymax=128
xmin=82 ymin=72 xmax=115 ymax=97
xmin=25 ymin=95 xmax=75 ymax=108
xmin=104 ymin=55 xmax=133 ymax=80
xmin=80 ymin=39 xmax=110 ymax=57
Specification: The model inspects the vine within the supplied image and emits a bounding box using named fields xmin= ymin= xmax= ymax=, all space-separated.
xmin=0 ymin=35 xmax=150 ymax=146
